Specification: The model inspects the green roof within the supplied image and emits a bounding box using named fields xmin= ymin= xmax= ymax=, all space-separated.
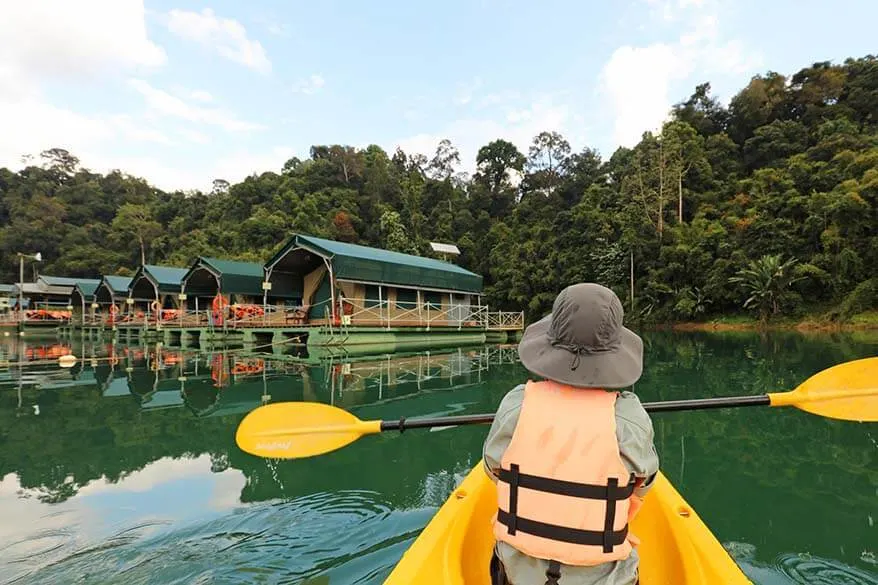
xmin=38 ymin=275 xmax=84 ymax=287
xmin=102 ymin=275 xmax=133 ymax=294
xmin=183 ymin=257 xmax=266 ymax=296
xmin=0 ymin=284 xmax=14 ymax=294
xmin=130 ymin=265 xmax=188 ymax=294
xmin=266 ymin=234 xmax=483 ymax=293
xmin=73 ymin=280 xmax=101 ymax=300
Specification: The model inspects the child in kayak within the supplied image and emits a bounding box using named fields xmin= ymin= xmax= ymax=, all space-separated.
xmin=483 ymin=283 xmax=659 ymax=585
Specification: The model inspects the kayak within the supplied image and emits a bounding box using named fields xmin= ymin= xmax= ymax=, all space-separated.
xmin=384 ymin=460 xmax=752 ymax=584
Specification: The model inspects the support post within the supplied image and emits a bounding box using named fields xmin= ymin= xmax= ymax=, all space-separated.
xmin=323 ymin=258 xmax=336 ymax=323
xmin=378 ymin=285 xmax=384 ymax=327
xmin=18 ymin=256 xmax=23 ymax=325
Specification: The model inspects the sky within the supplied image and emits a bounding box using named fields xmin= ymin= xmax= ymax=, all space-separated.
xmin=1 ymin=0 xmax=876 ymax=193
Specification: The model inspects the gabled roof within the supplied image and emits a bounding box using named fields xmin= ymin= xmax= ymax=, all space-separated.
xmin=37 ymin=275 xmax=83 ymax=287
xmin=102 ymin=275 xmax=133 ymax=294
xmin=73 ymin=280 xmax=101 ymax=301
xmin=265 ymin=234 xmax=483 ymax=293
xmin=129 ymin=264 xmax=188 ymax=294
xmin=35 ymin=276 xmax=101 ymax=295
xmin=12 ymin=282 xmax=73 ymax=297
xmin=182 ymin=257 xmax=266 ymax=296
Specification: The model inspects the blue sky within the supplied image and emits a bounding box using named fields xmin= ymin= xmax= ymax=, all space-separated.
xmin=1 ymin=0 xmax=877 ymax=191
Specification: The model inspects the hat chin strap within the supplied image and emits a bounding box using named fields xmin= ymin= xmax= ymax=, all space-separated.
xmin=548 ymin=336 xmax=620 ymax=371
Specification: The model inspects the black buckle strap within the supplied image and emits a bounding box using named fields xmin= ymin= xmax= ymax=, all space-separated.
xmin=603 ymin=477 xmax=619 ymax=553
xmin=507 ymin=463 xmax=520 ymax=535
xmin=498 ymin=468 xmax=636 ymax=501
xmin=545 ymin=560 xmax=561 ymax=585
xmin=497 ymin=509 xmax=629 ymax=547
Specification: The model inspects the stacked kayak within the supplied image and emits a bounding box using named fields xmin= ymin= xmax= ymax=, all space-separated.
xmin=384 ymin=460 xmax=752 ymax=584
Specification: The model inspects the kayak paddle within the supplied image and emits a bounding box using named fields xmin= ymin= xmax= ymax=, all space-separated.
xmin=235 ymin=356 xmax=877 ymax=459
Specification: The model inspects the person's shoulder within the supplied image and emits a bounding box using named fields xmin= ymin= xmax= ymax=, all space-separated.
xmin=497 ymin=383 xmax=526 ymax=414
xmin=615 ymin=390 xmax=655 ymax=436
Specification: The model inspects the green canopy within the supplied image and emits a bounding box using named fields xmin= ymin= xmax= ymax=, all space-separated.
xmin=129 ymin=264 xmax=188 ymax=297
xmin=182 ymin=257 xmax=271 ymax=297
xmin=266 ymin=234 xmax=483 ymax=293
xmin=72 ymin=280 xmax=101 ymax=302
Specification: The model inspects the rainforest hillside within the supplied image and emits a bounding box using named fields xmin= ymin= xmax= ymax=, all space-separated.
xmin=1 ymin=56 xmax=876 ymax=324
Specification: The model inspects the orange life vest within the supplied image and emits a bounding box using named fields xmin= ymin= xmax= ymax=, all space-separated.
xmin=493 ymin=380 xmax=643 ymax=567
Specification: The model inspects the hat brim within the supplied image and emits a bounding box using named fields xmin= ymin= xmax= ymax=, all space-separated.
xmin=517 ymin=314 xmax=643 ymax=389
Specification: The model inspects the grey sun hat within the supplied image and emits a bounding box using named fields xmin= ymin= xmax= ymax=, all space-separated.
xmin=518 ymin=283 xmax=643 ymax=388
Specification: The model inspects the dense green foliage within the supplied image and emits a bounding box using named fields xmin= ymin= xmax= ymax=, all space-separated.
xmin=1 ymin=56 xmax=877 ymax=322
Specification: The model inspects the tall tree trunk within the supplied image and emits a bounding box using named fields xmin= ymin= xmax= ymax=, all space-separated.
xmin=678 ymin=172 xmax=683 ymax=223
xmin=139 ymin=238 xmax=146 ymax=266
xmin=629 ymin=250 xmax=635 ymax=312
xmin=658 ymin=141 xmax=664 ymax=237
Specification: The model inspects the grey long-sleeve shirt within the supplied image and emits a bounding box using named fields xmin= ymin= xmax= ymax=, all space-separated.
xmin=482 ymin=384 xmax=660 ymax=585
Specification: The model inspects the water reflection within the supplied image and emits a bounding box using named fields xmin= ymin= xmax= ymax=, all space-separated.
xmin=0 ymin=331 xmax=876 ymax=584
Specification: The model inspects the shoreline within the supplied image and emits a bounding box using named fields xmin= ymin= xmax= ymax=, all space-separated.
xmin=646 ymin=319 xmax=878 ymax=333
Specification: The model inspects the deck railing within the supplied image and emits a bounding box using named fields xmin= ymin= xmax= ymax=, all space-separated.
xmin=104 ymin=298 xmax=524 ymax=332
xmin=486 ymin=311 xmax=525 ymax=331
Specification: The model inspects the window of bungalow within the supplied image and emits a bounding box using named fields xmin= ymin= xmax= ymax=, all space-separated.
xmin=424 ymin=291 xmax=442 ymax=310
xmin=365 ymin=284 xmax=381 ymax=308
xmin=395 ymin=287 xmax=418 ymax=310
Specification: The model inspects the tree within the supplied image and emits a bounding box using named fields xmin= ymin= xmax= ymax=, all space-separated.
xmin=211 ymin=179 xmax=230 ymax=195
xmin=672 ymin=82 xmax=729 ymax=137
xmin=729 ymin=254 xmax=803 ymax=322
xmin=40 ymin=148 xmax=80 ymax=177
xmin=331 ymin=210 xmax=358 ymax=242
xmin=379 ymin=210 xmax=416 ymax=254
xmin=110 ymin=204 xmax=162 ymax=266
xmin=475 ymin=139 xmax=525 ymax=192
xmin=428 ymin=139 xmax=460 ymax=181
xmin=525 ymin=131 xmax=571 ymax=194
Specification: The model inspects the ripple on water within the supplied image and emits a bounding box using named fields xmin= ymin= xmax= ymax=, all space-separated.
xmin=11 ymin=490 xmax=431 ymax=585
xmin=776 ymin=553 xmax=878 ymax=585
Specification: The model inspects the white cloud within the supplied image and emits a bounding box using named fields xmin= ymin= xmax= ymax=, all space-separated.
xmin=166 ymin=8 xmax=271 ymax=74
xmin=0 ymin=0 xmax=172 ymax=171
xmin=600 ymin=0 xmax=761 ymax=146
xmin=178 ymin=129 xmax=210 ymax=144
xmin=128 ymin=78 xmax=263 ymax=132
xmin=189 ymin=89 xmax=214 ymax=103
xmin=601 ymin=44 xmax=686 ymax=146
xmin=0 ymin=1 xmax=165 ymax=83
xmin=292 ymin=74 xmax=326 ymax=95
xmin=453 ymin=78 xmax=483 ymax=106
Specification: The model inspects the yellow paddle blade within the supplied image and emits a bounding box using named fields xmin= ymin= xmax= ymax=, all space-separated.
xmin=235 ymin=402 xmax=381 ymax=459
xmin=769 ymin=357 xmax=878 ymax=422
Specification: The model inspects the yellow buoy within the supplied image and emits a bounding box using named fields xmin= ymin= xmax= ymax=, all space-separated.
xmin=58 ymin=355 xmax=78 ymax=368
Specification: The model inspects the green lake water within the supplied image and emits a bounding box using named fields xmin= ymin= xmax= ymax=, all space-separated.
xmin=0 ymin=331 xmax=876 ymax=584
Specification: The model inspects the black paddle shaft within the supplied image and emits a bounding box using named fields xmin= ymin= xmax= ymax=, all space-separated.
xmin=378 ymin=394 xmax=772 ymax=432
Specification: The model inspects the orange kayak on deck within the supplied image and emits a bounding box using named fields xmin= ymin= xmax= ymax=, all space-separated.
xmin=384 ymin=460 xmax=752 ymax=584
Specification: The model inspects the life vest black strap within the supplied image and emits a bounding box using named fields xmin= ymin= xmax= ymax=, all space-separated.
xmin=497 ymin=467 xmax=636 ymax=501
xmin=507 ymin=463 xmax=520 ymax=535
xmin=545 ymin=560 xmax=561 ymax=585
xmin=603 ymin=477 xmax=619 ymax=553
xmin=497 ymin=509 xmax=629 ymax=547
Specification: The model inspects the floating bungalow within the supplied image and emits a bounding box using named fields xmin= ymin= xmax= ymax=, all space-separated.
xmin=154 ymin=234 xmax=522 ymax=352
xmin=179 ymin=257 xmax=297 ymax=326
xmin=70 ymin=280 xmax=101 ymax=325
xmin=122 ymin=265 xmax=188 ymax=331
xmin=263 ymin=234 xmax=483 ymax=325
xmin=94 ymin=276 xmax=133 ymax=323
xmin=9 ymin=276 xmax=100 ymax=331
